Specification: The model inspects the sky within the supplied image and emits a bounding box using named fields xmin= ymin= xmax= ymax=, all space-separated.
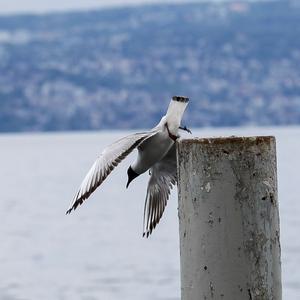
xmin=0 ymin=0 xmax=253 ymax=15
xmin=0 ymin=0 xmax=199 ymax=15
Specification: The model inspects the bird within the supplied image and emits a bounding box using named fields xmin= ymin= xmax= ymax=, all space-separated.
xmin=66 ymin=96 xmax=191 ymax=237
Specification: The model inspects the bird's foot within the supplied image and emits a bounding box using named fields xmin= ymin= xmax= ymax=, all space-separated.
xmin=179 ymin=126 xmax=192 ymax=134
xmin=169 ymin=132 xmax=179 ymax=142
xmin=166 ymin=123 xmax=179 ymax=141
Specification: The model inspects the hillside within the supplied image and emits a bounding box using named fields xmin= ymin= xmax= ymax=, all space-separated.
xmin=0 ymin=1 xmax=300 ymax=131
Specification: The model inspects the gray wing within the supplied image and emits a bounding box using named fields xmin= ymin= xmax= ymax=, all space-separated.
xmin=143 ymin=144 xmax=177 ymax=237
xmin=66 ymin=131 xmax=159 ymax=214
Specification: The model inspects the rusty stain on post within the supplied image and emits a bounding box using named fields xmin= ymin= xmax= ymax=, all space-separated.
xmin=177 ymin=136 xmax=282 ymax=300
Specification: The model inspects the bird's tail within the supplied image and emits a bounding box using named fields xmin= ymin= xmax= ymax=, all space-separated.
xmin=171 ymin=96 xmax=189 ymax=103
xmin=165 ymin=96 xmax=189 ymax=132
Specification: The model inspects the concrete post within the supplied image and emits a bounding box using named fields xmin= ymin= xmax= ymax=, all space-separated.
xmin=177 ymin=136 xmax=281 ymax=300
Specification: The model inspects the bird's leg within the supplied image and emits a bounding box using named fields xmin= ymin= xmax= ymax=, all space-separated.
xmin=166 ymin=123 xmax=179 ymax=142
xmin=179 ymin=125 xmax=192 ymax=134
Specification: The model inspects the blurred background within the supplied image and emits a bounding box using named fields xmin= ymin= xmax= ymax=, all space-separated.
xmin=0 ymin=0 xmax=299 ymax=299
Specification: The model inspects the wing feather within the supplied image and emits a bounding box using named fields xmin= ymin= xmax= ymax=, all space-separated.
xmin=143 ymin=144 xmax=177 ymax=237
xmin=66 ymin=131 xmax=158 ymax=214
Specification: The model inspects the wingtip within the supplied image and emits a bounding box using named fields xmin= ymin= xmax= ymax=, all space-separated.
xmin=142 ymin=230 xmax=152 ymax=238
xmin=172 ymin=96 xmax=189 ymax=103
xmin=142 ymin=231 xmax=151 ymax=238
xmin=66 ymin=206 xmax=74 ymax=215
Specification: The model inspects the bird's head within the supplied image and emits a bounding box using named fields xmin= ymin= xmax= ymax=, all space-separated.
xmin=126 ymin=166 xmax=139 ymax=188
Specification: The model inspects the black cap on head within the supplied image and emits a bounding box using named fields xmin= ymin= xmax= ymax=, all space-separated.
xmin=126 ymin=166 xmax=139 ymax=188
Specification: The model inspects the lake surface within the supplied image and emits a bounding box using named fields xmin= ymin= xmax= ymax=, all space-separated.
xmin=0 ymin=127 xmax=299 ymax=300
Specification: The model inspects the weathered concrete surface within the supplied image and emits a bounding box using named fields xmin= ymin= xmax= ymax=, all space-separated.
xmin=177 ymin=136 xmax=281 ymax=300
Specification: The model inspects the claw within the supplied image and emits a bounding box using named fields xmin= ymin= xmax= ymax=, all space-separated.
xmin=179 ymin=126 xmax=192 ymax=134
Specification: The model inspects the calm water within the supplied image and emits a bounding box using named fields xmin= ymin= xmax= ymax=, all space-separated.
xmin=0 ymin=127 xmax=299 ymax=300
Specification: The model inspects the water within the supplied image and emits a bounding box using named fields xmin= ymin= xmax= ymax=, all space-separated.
xmin=0 ymin=127 xmax=299 ymax=300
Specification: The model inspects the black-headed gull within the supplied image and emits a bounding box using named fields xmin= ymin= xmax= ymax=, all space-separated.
xmin=66 ymin=96 xmax=190 ymax=237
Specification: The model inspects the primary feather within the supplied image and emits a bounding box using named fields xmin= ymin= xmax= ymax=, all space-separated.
xmin=66 ymin=131 xmax=158 ymax=214
xmin=143 ymin=144 xmax=177 ymax=237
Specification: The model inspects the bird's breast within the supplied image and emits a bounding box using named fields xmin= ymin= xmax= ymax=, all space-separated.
xmin=133 ymin=131 xmax=174 ymax=174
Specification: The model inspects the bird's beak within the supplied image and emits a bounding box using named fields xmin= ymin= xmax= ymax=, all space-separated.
xmin=126 ymin=178 xmax=132 ymax=189
xmin=126 ymin=166 xmax=139 ymax=188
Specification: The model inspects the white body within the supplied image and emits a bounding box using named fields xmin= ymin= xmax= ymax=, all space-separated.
xmin=132 ymin=117 xmax=173 ymax=174
xmin=133 ymin=97 xmax=189 ymax=175
xmin=67 ymin=96 xmax=189 ymax=237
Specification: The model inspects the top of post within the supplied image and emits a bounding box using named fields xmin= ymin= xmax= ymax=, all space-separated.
xmin=179 ymin=136 xmax=275 ymax=146
xmin=177 ymin=136 xmax=276 ymax=155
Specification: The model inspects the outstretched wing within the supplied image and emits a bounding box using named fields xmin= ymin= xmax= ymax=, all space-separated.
xmin=143 ymin=144 xmax=177 ymax=237
xmin=66 ymin=131 xmax=159 ymax=214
